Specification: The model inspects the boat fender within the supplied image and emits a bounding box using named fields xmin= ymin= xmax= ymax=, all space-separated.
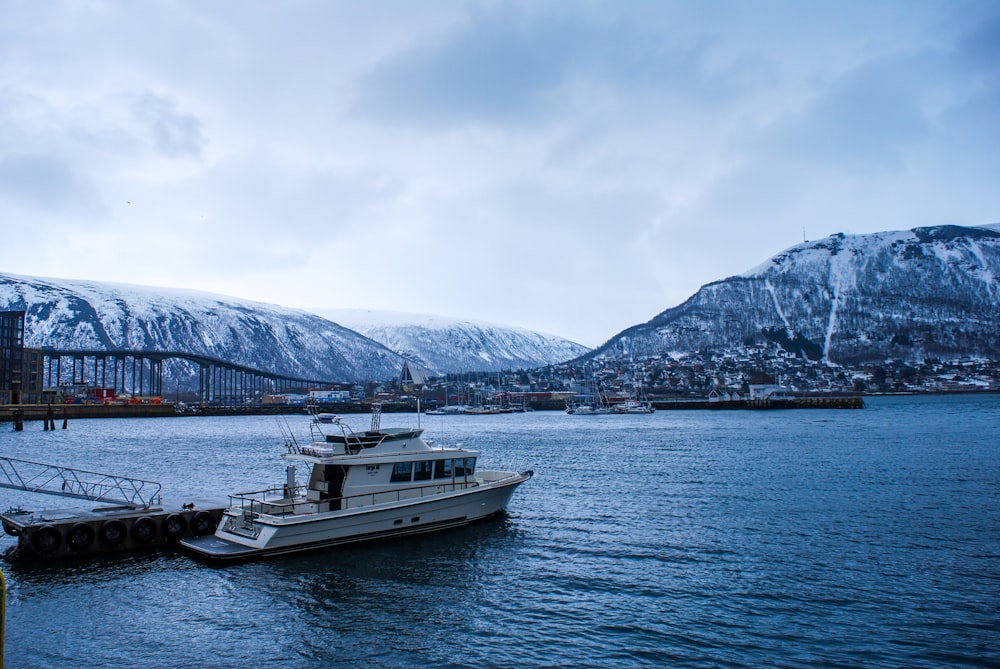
xmin=190 ymin=511 xmax=217 ymax=536
xmin=31 ymin=525 xmax=62 ymax=555
xmin=132 ymin=516 xmax=157 ymax=543
xmin=1 ymin=521 xmax=20 ymax=537
xmin=162 ymin=513 xmax=187 ymax=541
xmin=100 ymin=519 xmax=127 ymax=546
xmin=67 ymin=522 xmax=96 ymax=550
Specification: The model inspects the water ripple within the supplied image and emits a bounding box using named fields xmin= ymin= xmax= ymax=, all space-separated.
xmin=2 ymin=395 xmax=998 ymax=668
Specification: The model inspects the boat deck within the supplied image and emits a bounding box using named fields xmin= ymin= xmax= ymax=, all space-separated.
xmin=180 ymin=534 xmax=259 ymax=559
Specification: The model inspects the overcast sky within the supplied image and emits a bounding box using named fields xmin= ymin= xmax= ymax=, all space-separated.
xmin=2 ymin=1 xmax=998 ymax=347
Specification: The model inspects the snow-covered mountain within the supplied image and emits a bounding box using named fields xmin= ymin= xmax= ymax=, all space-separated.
xmin=0 ymin=274 xmax=405 ymax=383
xmin=589 ymin=224 xmax=1000 ymax=365
xmin=316 ymin=309 xmax=590 ymax=375
xmin=6 ymin=222 xmax=995 ymax=389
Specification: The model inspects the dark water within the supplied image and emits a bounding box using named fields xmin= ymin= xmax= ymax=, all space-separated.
xmin=1 ymin=394 xmax=998 ymax=668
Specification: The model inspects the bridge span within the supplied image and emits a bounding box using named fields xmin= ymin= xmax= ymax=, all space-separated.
xmin=40 ymin=349 xmax=339 ymax=405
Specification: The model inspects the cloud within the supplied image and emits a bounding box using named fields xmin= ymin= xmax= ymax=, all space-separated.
xmin=1 ymin=1 xmax=998 ymax=348
xmin=756 ymin=57 xmax=929 ymax=176
xmin=0 ymin=153 xmax=98 ymax=212
xmin=348 ymin=3 xmax=763 ymax=130
xmin=131 ymin=91 xmax=206 ymax=159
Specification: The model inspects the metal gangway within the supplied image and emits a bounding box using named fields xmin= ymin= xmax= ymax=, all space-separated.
xmin=0 ymin=456 xmax=161 ymax=509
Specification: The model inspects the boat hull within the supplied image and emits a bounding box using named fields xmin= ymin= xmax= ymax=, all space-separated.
xmin=181 ymin=470 xmax=531 ymax=562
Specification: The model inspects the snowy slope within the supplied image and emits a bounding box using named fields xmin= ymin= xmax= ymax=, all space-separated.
xmin=317 ymin=308 xmax=590 ymax=374
xmin=588 ymin=224 xmax=1000 ymax=365
xmin=0 ymin=274 xmax=404 ymax=382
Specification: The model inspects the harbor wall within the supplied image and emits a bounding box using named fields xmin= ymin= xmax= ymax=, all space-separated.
xmin=1 ymin=396 xmax=865 ymax=423
xmin=0 ymin=403 xmax=178 ymax=423
xmin=651 ymin=396 xmax=864 ymax=410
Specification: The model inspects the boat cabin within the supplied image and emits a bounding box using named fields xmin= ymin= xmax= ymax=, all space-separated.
xmin=278 ymin=427 xmax=479 ymax=513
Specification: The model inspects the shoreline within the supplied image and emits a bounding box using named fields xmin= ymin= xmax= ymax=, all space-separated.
xmin=2 ymin=389 xmax=996 ymax=423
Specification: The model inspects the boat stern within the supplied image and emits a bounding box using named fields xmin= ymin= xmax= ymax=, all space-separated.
xmin=180 ymin=533 xmax=263 ymax=561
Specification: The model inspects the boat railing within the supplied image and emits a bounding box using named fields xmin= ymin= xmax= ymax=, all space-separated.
xmin=226 ymin=478 xmax=483 ymax=523
xmin=227 ymin=483 xmax=307 ymax=517
xmin=308 ymin=412 xmax=388 ymax=455
xmin=340 ymin=479 xmax=478 ymax=510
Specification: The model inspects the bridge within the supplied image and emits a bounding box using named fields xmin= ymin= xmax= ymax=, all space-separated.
xmin=39 ymin=348 xmax=339 ymax=405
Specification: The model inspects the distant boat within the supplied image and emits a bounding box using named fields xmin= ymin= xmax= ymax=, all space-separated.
xmin=566 ymin=370 xmax=614 ymax=415
xmin=609 ymin=369 xmax=654 ymax=414
xmin=425 ymin=404 xmax=467 ymax=416
xmin=566 ymin=401 xmax=614 ymax=415
xmin=425 ymin=382 xmax=468 ymax=415
xmin=463 ymin=405 xmax=503 ymax=415
xmin=611 ymin=399 xmax=654 ymax=414
xmin=565 ymin=393 xmax=614 ymax=415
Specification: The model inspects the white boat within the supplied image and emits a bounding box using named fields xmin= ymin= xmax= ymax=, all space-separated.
xmin=565 ymin=401 xmax=614 ymax=415
xmin=611 ymin=371 xmax=655 ymax=414
xmin=565 ymin=368 xmax=615 ymax=415
xmin=181 ymin=414 xmax=532 ymax=562
xmin=425 ymin=404 xmax=468 ymax=415
xmin=611 ymin=400 xmax=655 ymax=414
xmin=565 ymin=390 xmax=613 ymax=415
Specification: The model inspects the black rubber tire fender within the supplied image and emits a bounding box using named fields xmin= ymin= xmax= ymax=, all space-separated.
xmin=31 ymin=525 xmax=62 ymax=554
xmin=162 ymin=513 xmax=187 ymax=541
xmin=190 ymin=511 xmax=217 ymax=536
xmin=132 ymin=516 xmax=157 ymax=543
xmin=100 ymin=519 xmax=127 ymax=546
xmin=67 ymin=522 xmax=96 ymax=550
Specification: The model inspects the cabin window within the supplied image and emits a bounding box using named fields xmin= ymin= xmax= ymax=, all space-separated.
xmin=454 ymin=458 xmax=476 ymax=477
xmin=434 ymin=459 xmax=452 ymax=479
xmin=390 ymin=462 xmax=413 ymax=482
xmin=414 ymin=461 xmax=433 ymax=481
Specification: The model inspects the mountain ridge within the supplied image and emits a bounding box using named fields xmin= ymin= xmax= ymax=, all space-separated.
xmin=0 ymin=274 xmax=590 ymax=385
xmin=586 ymin=223 xmax=1000 ymax=365
xmin=4 ymin=222 xmax=998 ymax=389
xmin=0 ymin=273 xmax=404 ymax=383
xmin=315 ymin=308 xmax=590 ymax=375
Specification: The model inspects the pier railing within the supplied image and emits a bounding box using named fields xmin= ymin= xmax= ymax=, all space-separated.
xmin=0 ymin=456 xmax=162 ymax=508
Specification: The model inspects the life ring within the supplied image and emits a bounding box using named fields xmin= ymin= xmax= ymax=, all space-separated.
xmin=100 ymin=519 xmax=127 ymax=546
xmin=190 ymin=511 xmax=217 ymax=536
xmin=132 ymin=516 xmax=157 ymax=543
xmin=162 ymin=513 xmax=187 ymax=541
xmin=67 ymin=522 xmax=96 ymax=550
xmin=31 ymin=525 xmax=62 ymax=554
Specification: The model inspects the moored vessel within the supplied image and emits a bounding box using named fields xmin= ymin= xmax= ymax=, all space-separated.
xmin=181 ymin=410 xmax=532 ymax=561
